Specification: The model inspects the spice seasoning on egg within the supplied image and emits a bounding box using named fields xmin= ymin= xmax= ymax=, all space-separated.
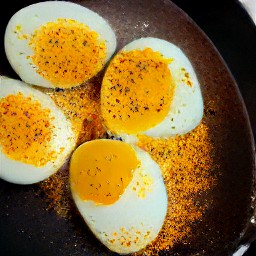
xmin=11 ymin=17 xmax=109 ymax=89
xmin=0 ymin=92 xmax=56 ymax=166
xmin=28 ymin=18 xmax=106 ymax=88
xmin=101 ymin=48 xmax=175 ymax=135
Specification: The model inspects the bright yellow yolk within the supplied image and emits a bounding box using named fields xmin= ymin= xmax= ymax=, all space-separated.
xmin=101 ymin=48 xmax=175 ymax=135
xmin=27 ymin=18 xmax=106 ymax=88
xmin=0 ymin=92 xmax=56 ymax=166
xmin=70 ymin=139 xmax=140 ymax=205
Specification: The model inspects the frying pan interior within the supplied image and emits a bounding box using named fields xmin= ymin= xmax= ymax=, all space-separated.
xmin=0 ymin=0 xmax=255 ymax=255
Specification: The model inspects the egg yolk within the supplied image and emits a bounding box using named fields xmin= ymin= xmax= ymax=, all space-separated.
xmin=101 ymin=48 xmax=175 ymax=135
xmin=70 ymin=139 xmax=140 ymax=205
xmin=0 ymin=92 xmax=56 ymax=167
xmin=25 ymin=18 xmax=106 ymax=88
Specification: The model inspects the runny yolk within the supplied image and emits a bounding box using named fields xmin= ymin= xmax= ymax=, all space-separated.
xmin=101 ymin=48 xmax=175 ymax=135
xmin=26 ymin=18 xmax=106 ymax=88
xmin=70 ymin=139 xmax=140 ymax=205
xmin=0 ymin=92 xmax=56 ymax=167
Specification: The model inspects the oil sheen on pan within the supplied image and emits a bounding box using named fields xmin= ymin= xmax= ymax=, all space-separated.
xmin=0 ymin=0 xmax=255 ymax=256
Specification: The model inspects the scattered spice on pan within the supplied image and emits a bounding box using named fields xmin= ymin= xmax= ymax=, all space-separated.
xmin=41 ymin=81 xmax=106 ymax=145
xmin=37 ymin=165 xmax=71 ymax=218
xmin=135 ymin=122 xmax=216 ymax=255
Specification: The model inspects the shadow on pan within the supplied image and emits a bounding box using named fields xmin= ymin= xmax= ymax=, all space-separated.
xmin=0 ymin=0 xmax=255 ymax=255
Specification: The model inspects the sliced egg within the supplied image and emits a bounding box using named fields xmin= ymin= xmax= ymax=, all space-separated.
xmin=0 ymin=76 xmax=76 ymax=184
xmin=101 ymin=37 xmax=204 ymax=142
xmin=69 ymin=139 xmax=168 ymax=254
xmin=4 ymin=1 xmax=116 ymax=89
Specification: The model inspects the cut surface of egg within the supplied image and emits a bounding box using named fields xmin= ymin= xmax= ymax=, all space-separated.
xmin=101 ymin=37 xmax=204 ymax=142
xmin=4 ymin=1 xmax=116 ymax=89
xmin=0 ymin=76 xmax=76 ymax=184
xmin=70 ymin=139 xmax=168 ymax=254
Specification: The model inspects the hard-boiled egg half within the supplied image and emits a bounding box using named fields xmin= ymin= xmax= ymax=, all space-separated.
xmin=101 ymin=37 xmax=204 ymax=142
xmin=0 ymin=76 xmax=76 ymax=184
xmin=4 ymin=1 xmax=116 ymax=89
xmin=69 ymin=139 xmax=168 ymax=254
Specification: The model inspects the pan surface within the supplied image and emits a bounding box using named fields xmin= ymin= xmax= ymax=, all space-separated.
xmin=0 ymin=0 xmax=255 ymax=255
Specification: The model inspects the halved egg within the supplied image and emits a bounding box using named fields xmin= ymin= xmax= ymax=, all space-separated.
xmin=101 ymin=37 xmax=204 ymax=142
xmin=4 ymin=1 xmax=116 ymax=89
xmin=0 ymin=76 xmax=76 ymax=184
xmin=69 ymin=139 xmax=168 ymax=254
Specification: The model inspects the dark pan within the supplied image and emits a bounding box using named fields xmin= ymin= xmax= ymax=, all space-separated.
xmin=0 ymin=0 xmax=255 ymax=255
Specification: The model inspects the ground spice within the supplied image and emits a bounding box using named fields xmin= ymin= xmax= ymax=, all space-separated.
xmin=42 ymin=81 xmax=106 ymax=145
xmin=101 ymin=48 xmax=174 ymax=135
xmin=37 ymin=164 xmax=71 ymax=218
xmin=135 ymin=122 xmax=216 ymax=255
xmin=0 ymin=92 xmax=56 ymax=166
xmin=25 ymin=18 xmax=106 ymax=88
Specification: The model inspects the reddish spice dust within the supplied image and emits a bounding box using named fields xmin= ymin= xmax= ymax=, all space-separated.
xmin=135 ymin=123 xmax=216 ymax=255
xmin=41 ymin=80 xmax=106 ymax=145
xmin=37 ymin=81 xmax=216 ymax=254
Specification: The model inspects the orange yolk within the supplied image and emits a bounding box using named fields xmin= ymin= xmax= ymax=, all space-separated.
xmin=0 ymin=92 xmax=56 ymax=167
xmin=27 ymin=18 xmax=106 ymax=88
xmin=70 ymin=139 xmax=140 ymax=205
xmin=101 ymin=48 xmax=175 ymax=135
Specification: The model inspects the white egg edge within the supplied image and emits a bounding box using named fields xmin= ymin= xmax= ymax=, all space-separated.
xmin=70 ymin=143 xmax=168 ymax=254
xmin=4 ymin=0 xmax=117 ymax=88
xmin=0 ymin=76 xmax=76 ymax=184
xmin=105 ymin=37 xmax=204 ymax=142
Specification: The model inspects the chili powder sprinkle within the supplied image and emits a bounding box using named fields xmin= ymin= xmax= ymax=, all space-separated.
xmin=135 ymin=122 xmax=216 ymax=255
xmin=26 ymin=18 xmax=107 ymax=88
xmin=101 ymin=48 xmax=175 ymax=135
xmin=43 ymin=82 xmax=106 ymax=145
xmin=0 ymin=92 xmax=56 ymax=166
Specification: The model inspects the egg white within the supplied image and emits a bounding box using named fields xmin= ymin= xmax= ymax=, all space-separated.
xmin=70 ymin=142 xmax=168 ymax=255
xmin=0 ymin=76 xmax=76 ymax=184
xmin=102 ymin=37 xmax=204 ymax=143
xmin=4 ymin=0 xmax=117 ymax=88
